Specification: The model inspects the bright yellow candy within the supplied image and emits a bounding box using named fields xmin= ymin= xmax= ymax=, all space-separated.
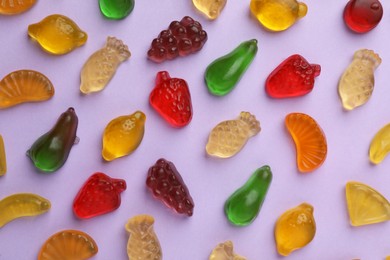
xmin=369 ymin=123 xmax=390 ymax=164
xmin=0 ymin=0 xmax=36 ymax=15
xmin=102 ymin=111 xmax=145 ymax=161
xmin=250 ymin=0 xmax=307 ymax=31
xmin=209 ymin=240 xmax=246 ymax=260
xmin=28 ymin=14 xmax=87 ymax=55
xmin=274 ymin=203 xmax=316 ymax=256
xmin=192 ymin=0 xmax=227 ymax=20
xmin=0 ymin=135 xmax=6 ymax=176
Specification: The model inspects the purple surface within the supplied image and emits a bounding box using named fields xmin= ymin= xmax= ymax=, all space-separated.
xmin=1 ymin=1 xmax=390 ymax=259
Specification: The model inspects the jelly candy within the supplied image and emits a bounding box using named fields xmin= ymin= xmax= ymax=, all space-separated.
xmin=285 ymin=113 xmax=327 ymax=173
xmin=80 ymin=37 xmax=131 ymax=94
xmin=149 ymin=71 xmax=193 ymax=127
xmin=73 ymin=172 xmax=126 ymax=219
xmin=274 ymin=203 xmax=316 ymax=256
xmin=224 ymin=165 xmax=272 ymax=226
xmin=0 ymin=0 xmax=36 ymax=15
xmin=338 ymin=49 xmax=381 ymax=110
xmin=0 ymin=135 xmax=6 ymax=176
xmin=209 ymin=241 xmax=246 ymax=260
xmin=99 ymin=0 xmax=134 ymax=20
xmin=369 ymin=123 xmax=390 ymax=164
xmin=206 ymin=112 xmax=260 ymax=158
xmin=102 ymin=111 xmax=145 ymax=161
xmin=38 ymin=230 xmax=98 ymax=260
xmin=28 ymin=14 xmax=87 ymax=55
xmin=205 ymin=39 xmax=258 ymax=96
xmin=192 ymin=0 xmax=226 ymax=20
xmin=346 ymin=181 xmax=390 ymax=226
xmin=0 ymin=70 xmax=54 ymax=109
xmin=27 ymin=107 xmax=78 ymax=173
xmin=250 ymin=0 xmax=308 ymax=31
xmin=344 ymin=0 xmax=383 ymax=33
xmin=147 ymin=16 xmax=207 ymax=63
xmin=125 ymin=215 xmax=162 ymax=260
xmin=266 ymin=54 xmax=321 ymax=98
xmin=146 ymin=158 xmax=194 ymax=216
xmin=0 ymin=193 xmax=51 ymax=228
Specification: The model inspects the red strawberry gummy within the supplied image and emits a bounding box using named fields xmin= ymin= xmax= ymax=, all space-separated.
xmin=150 ymin=71 xmax=193 ymax=127
xmin=266 ymin=54 xmax=321 ymax=98
xmin=73 ymin=172 xmax=126 ymax=219
xmin=146 ymin=158 xmax=194 ymax=216
xmin=147 ymin=16 xmax=208 ymax=63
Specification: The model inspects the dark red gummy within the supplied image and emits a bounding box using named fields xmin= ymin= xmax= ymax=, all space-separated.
xmin=343 ymin=0 xmax=383 ymax=33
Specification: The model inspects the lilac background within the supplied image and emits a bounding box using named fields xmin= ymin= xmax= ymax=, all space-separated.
xmin=1 ymin=1 xmax=390 ymax=259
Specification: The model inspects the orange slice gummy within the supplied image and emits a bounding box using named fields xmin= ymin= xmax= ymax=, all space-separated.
xmin=0 ymin=0 xmax=36 ymax=15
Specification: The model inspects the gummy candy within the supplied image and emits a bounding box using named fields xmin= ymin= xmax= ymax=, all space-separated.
xmin=150 ymin=71 xmax=193 ymax=127
xmin=250 ymin=0 xmax=308 ymax=31
xmin=369 ymin=123 xmax=390 ymax=164
xmin=0 ymin=193 xmax=51 ymax=228
xmin=224 ymin=165 xmax=272 ymax=226
xmin=99 ymin=0 xmax=134 ymax=19
xmin=28 ymin=14 xmax=87 ymax=55
xmin=346 ymin=181 xmax=390 ymax=226
xmin=147 ymin=16 xmax=207 ymax=63
xmin=27 ymin=107 xmax=78 ymax=173
xmin=205 ymin=39 xmax=258 ymax=96
xmin=209 ymin=241 xmax=246 ymax=260
xmin=38 ymin=230 xmax=98 ymax=260
xmin=0 ymin=0 xmax=36 ymax=15
xmin=206 ymin=112 xmax=260 ymax=158
xmin=125 ymin=215 xmax=162 ymax=260
xmin=343 ymin=0 xmax=383 ymax=33
xmin=192 ymin=0 xmax=226 ymax=20
xmin=285 ymin=113 xmax=327 ymax=173
xmin=266 ymin=54 xmax=321 ymax=98
xmin=102 ymin=111 xmax=145 ymax=161
xmin=73 ymin=172 xmax=126 ymax=219
xmin=0 ymin=135 xmax=6 ymax=176
xmin=146 ymin=158 xmax=194 ymax=216
xmin=338 ymin=49 xmax=381 ymax=110
xmin=274 ymin=203 xmax=316 ymax=256
xmin=80 ymin=37 xmax=130 ymax=94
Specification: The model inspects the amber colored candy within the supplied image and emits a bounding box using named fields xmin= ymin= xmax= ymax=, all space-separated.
xmin=346 ymin=181 xmax=390 ymax=226
xmin=38 ymin=230 xmax=98 ymax=260
xmin=28 ymin=14 xmax=87 ymax=55
xmin=102 ymin=111 xmax=145 ymax=161
xmin=344 ymin=0 xmax=383 ymax=33
xmin=192 ymin=0 xmax=227 ymax=20
xmin=285 ymin=113 xmax=327 ymax=172
xmin=80 ymin=37 xmax=131 ymax=94
xmin=206 ymin=112 xmax=260 ymax=158
xmin=338 ymin=49 xmax=381 ymax=110
xmin=275 ymin=203 xmax=316 ymax=256
xmin=369 ymin=123 xmax=390 ymax=164
xmin=125 ymin=215 xmax=162 ymax=260
xmin=0 ymin=135 xmax=6 ymax=176
xmin=209 ymin=241 xmax=246 ymax=260
xmin=0 ymin=0 xmax=36 ymax=15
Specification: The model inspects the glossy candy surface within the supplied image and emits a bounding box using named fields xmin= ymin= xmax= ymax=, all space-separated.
xmin=27 ymin=107 xmax=78 ymax=173
xmin=80 ymin=37 xmax=130 ymax=94
xmin=147 ymin=16 xmax=207 ymax=63
xmin=0 ymin=0 xmax=36 ymax=15
xmin=209 ymin=241 xmax=246 ymax=260
xmin=206 ymin=112 xmax=260 ymax=158
xmin=28 ymin=14 xmax=87 ymax=55
xmin=102 ymin=111 xmax=145 ymax=161
xmin=266 ymin=55 xmax=321 ymax=98
xmin=224 ymin=166 xmax=272 ymax=226
xmin=150 ymin=71 xmax=193 ymax=127
xmin=338 ymin=49 xmax=381 ymax=110
xmin=99 ymin=0 xmax=134 ymax=19
xmin=73 ymin=172 xmax=126 ymax=219
xmin=275 ymin=203 xmax=316 ymax=256
xmin=369 ymin=123 xmax=390 ymax=164
xmin=344 ymin=0 xmax=383 ymax=33
xmin=0 ymin=135 xmax=6 ymax=176
xmin=205 ymin=39 xmax=258 ymax=96
xmin=146 ymin=158 xmax=194 ymax=216
xmin=192 ymin=0 xmax=226 ymax=20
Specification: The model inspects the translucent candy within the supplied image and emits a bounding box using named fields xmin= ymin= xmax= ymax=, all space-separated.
xmin=370 ymin=123 xmax=390 ymax=164
xmin=0 ymin=0 xmax=36 ymax=15
xmin=343 ymin=0 xmax=383 ymax=33
xmin=99 ymin=0 xmax=135 ymax=19
xmin=206 ymin=112 xmax=260 ymax=158
xmin=192 ymin=0 xmax=227 ymax=20
xmin=274 ymin=203 xmax=316 ymax=256
xmin=338 ymin=49 xmax=381 ymax=110
xmin=0 ymin=135 xmax=6 ymax=176
xmin=209 ymin=241 xmax=246 ymax=260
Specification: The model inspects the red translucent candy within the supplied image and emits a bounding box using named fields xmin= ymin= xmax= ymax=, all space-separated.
xmin=266 ymin=54 xmax=321 ymax=98
xmin=146 ymin=158 xmax=194 ymax=216
xmin=343 ymin=0 xmax=383 ymax=33
xmin=73 ymin=172 xmax=126 ymax=219
xmin=150 ymin=71 xmax=193 ymax=128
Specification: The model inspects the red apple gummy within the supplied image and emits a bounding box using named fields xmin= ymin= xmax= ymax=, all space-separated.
xmin=343 ymin=0 xmax=383 ymax=33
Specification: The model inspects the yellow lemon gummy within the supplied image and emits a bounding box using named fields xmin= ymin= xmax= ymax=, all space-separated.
xmin=209 ymin=240 xmax=246 ymax=260
xmin=192 ymin=0 xmax=227 ymax=20
xmin=369 ymin=123 xmax=390 ymax=164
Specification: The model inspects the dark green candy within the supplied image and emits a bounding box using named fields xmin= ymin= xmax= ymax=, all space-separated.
xmin=99 ymin=0 xmax=135 ymax=20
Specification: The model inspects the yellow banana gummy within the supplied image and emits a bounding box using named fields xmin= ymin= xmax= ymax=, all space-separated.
xmin=209 ymin=240 xmax=246 ymax=260
xmin=0 ymin=135 xmax=6 ymax=176
xmin=192 ymin=0 xmax=227 ymax=20
xmin=369 ymin=123 xmax=390 ymax=164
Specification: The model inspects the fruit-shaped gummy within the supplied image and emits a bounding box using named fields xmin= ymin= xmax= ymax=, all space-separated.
xmin=0 ymin=135 xmax=6 ymax=176
xmin=344 ymin=0 xmax=383 ymax=33
xmin=205 ymin=39 xmax=258 ymax=96
xmin=369 ymin=123 xmax=390 ymax=164
xmin=73 ymin=172 xmax=126 ymax=219
xmin=99 ymin=0 xmax=134 ymax=19
xmin=209 ymin=240 xmax=246 ymax=260
xmin=250 ymin=0 xmax=308 ymax=31
xmin=27 ymin=107 xmax=78 ymax=173
xmin=28 ymin=14 xmax=87 ymax=55
xmin=224 ymin=165 xmax=272 ymax=226
xmin=192 ymin=0 xmax=227 ymax=20
xmin=266 ymin=54 xmax=321 ymax=98
xmin=147 ymin=16 xmax=207 ymax=63
xmin=0 ymin=0 xmax=36 ymax=15
xmin=150 ymin=71 xmax=193 ymax=127
xmin=146 ymin=158 xmax=194 ymax=216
